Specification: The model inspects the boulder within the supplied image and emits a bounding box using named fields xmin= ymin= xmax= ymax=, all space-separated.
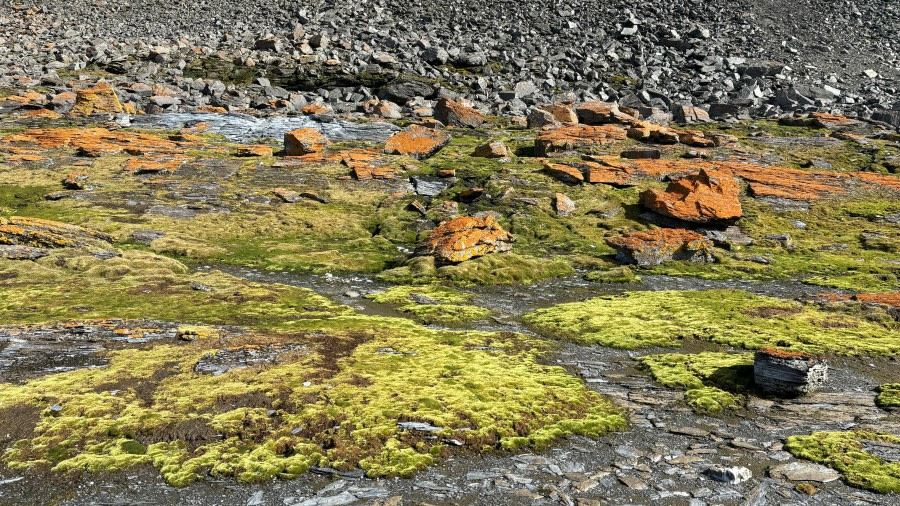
xmin=472 ymin=141 xmax=509 ymax=158
xmin=754 ymin=348 xmax=828 ymax=396
xmin=284 ymin=128 xmax=328 ymax=156
xmin=575 ymin=101 xmax=637 ymax=125
xmin=417 ymin=216 xmax=514 ymax=264
xmin=554 ymin=193 xmax=576 ymax=216
xmin=626 ymin=120 xmax=681 ymax=144
xmin=641 ymin=168 xmax=742 ymax=223
xmin=434 ymin=98 xmax=485 ymax=128
xmin=69 ymin=83 xmax=124 ymax=116
xmin=535 ymin=104 xmax=578 ymax=125
xmin=606 ymin=228 xmax=715 ymax=266
xmin=673 ymin=105 xmax=711 ymax=123
xmin=383 ymin=125 xmax=450 ymax=159
xmin=534 ymin=124 xmax=627 ymax=156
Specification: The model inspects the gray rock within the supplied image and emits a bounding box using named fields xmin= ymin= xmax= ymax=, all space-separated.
xmin=769 ymin=461 xmax=840 ymax=483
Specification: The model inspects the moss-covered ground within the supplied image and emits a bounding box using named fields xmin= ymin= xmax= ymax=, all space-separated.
xmin=876 ymin=384 xmax=900 ymax=409
xmin=365 ymin=284 xmax=491 ymax=326
xmin=785 ymin=431 xmax=900 ymax=493
xmin=637 ymin=352 xmax=754 ymax=414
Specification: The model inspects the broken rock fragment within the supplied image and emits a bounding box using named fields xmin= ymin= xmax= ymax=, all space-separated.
xmin=641 ymin=168 xmax=742 ymax=224
xmin=606 ymin=228 xmax=715 ymax=266
xmin=754 ymin=348 xmax=828 ymax=396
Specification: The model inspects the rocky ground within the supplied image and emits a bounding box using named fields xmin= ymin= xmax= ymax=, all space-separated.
xmin=0 ymin=3 xmax=898 ymax=505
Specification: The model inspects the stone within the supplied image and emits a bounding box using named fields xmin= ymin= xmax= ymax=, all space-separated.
xmin=754 ymin=348 xmax=828 ymax=396
xmin=272 ymin=188 xmax=302 ymax=203
xmin=373 ymin=100 xmax=402 ymax=119
xmin=575 ymin=101 xmax=637 ymax=125
xmin=472 ymin=141 xmax=508 ymax=158
xmin=641 ymin=169 xmax=742 ymax=224
xmin=433 ymin=98 xmax=485 ymax=128
xmin=626 ymin=121 xmax=681 ymax=144
xmin=235 ymin=145 xmax=274 ymax=157
xmin=543 ymin=163 xmax=584 ymax=184
xmin=410 ymin=176 xmax=452 ymax=197
xmin=621 ymin=147 xmax=660 ymax=159
xmin=534 ymin=125 xmax=627 ymax=156
xmin=769 ymin=461 xmax=840 ymax=483
xmin=704 ymin=466 xmax=752 ymax=484
xmin=62 ymin=172 xmax=90 ymax=190
xmin=672 ymin=105 xmax=711 ymax=123
xmin=554 ymin=193 xmax=576 ymax=216
xmin=284 ymin=128 xmax=328 ymax=156
xmin=606 ymin=228 xmax=715 ymax=266
xmin=537 ymin=104 xmax=578 ymax=124
xmin=69 ymin=83 xmax=124 ymax=116
xmin=383 ymin=125 xmax=450 ymax=159
xmin=416 ymin=216 xmax=514 ymax=264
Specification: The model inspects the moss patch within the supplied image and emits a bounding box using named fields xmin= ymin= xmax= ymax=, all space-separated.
xmin=876 ymin=384 xmax=900 ymax=409
xmin=637 ymin=352 xmax=753 ymax=414
xmin=366 ymin=285 xmax=490 ymax=327
xmin=785 ymin=431 xmax=900 ymax=494
xmin=522 ymin=290 xmax=900 ymax=354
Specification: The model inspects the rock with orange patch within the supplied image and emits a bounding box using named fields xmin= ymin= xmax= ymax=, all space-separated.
xmin=22 ymin=109 xmax=61 ymax=119
xmin=124 ymin=155 xmax=188 ymax=174
xmin=534 ymin=124 xmax=627 ymax=156
xmin=62 ymin=172 xmax=90 ymax=190
xmin=677 ymin=131 xmax=715 ymax=148
xmin=434 ymin=97 xmax=485 ymax=128
xmin=417 ymin=216 xmax=514 ymax=264
xmin=641 ymin=168 xmax=742 ymax=223
xmin=754 ymin=347 xmax=828 ymax=396
xmin=781 ymin=112 xmax=862 ymax=130
xmin=301 ymin=104 xmax=332 ymax=115
xmin=284 ymin=128 xmax=328 ymax=156
xmin=0 ymin=216 xmax=112 ymax=250
xmin=543 ymin=162 xmax=584 ymax=184
xmin=606 ymin=228 xmax=714 ymax=266
xmin=196 ymin=105 xmax=227 ymax=114
xmin=472 ymin=140 xmax=509 ymax=158
xmin=383 ymin=125 xmax=450 ymax=159
xmin=235 ymin=145 xmax=274 ymax=157
xmin=69 ymin=83 xmax=124 ymax=116
xmin=575 ymin=101 xmax=638 ymax=125
xmin=626 ymin=120 xmax=681 ymax=144
xmin=853 ymin=294 xmax=900 ymax=308
xmin=532 ymin=103 xmax=579 ymax=126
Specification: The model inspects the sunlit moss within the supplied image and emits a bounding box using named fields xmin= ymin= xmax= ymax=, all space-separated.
xmin=637 ymin=352 xmax=754 ymax=414
xmin=785 ymin=431 xmax=900 ymax=494
xmin=876 ymin=384 xmax=900 ymax=409
xmin=366 ymin=285 xmax=491 ymax=326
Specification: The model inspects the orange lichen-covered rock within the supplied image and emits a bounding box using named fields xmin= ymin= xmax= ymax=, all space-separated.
xmin=0 ymin=127 xmax=191 ymax=158
xmin=0 ymin=216 xmax=111 ymax=250
xmin=353 ymin=166 xmax=396 ymax=180
xmin=472 ymin=140 xmax=509 ymax=158
xmin=575 ymin=101 xmax=638 ymax=125
xmin=235 ymin=145 xmax=274 ymax=157
xmin=641 ymin=168 xmax=743 ymax=223
xmin=606 ymin=228 xmax=714 ymax=266
xmin=434 ymin=97 xmax=485 ymax=128
xmin=301 ymin=104 xmax=332 ymax=115
xmin=383 ymin=125 xmax=450 ymax=159
xmin=626 ymin=120 xmax=681 ymax=144
xmin=543 ymin=162 xmax=585 ymax=184
xmin=124 ymin=155 xmax=188 ymax=174
xmin=69 ymin=83 xmax=125 ymax=116
xmin=534 ymin=124 xmax=627 ymax=156
xmin=196 ymin=105 xmax=228 ymax=114
xmin=62 ymin=171 xmax=90 ymax=190
xmin=22 ymin=108 xmax=61 ymax=119
xmin=538 ymin=103 xmax=579 ymax=124
xmin=284 ymin=128 xmax=328 ymax=156
xmin=417 ymin=216 xmax=514 ymax=264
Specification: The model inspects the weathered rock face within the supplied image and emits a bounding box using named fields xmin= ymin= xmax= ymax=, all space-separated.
xmin=383 ymin=125 xmax=450 ymax=159
xmin=472 ymin=140 xmax=508 ymax=158
xmin=754 ymin=348 xmax=828 ymax=396
xmin=641 ymin=168 xmax=743 ymax=223
xmin=626 ymin=120 xmax=681 ymax=144
xmin=575 ymin=101 xmax=637 ymax=125
xmin=69 ymin=83 xmax=124 ymax=116
xmin=606 ymin=228 xmax=715 ymax=266
xmin=284 ymin=128 xmax=328 ymax=156
xmin=0 ymin=216 xmax=112 ymax=259
xmin=417 ymin=216 xmax=513 ymax=264
xmin=434 ymin=98 xmax=485 ymax=128
xmin=534 ymin=124 xmax=627 ymax=156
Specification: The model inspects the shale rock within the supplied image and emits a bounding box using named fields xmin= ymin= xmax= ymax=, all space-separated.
xmin=754 ymin=348 xmax=828 ymax=396
xmin=383 ymin=125 xmax=450 ymax=159
xmin=641 ymin=168 xmax=742 ymax=223
xmin=434 ymin=98 xmax=485 ymax=128
xmin=417 ymin=216 xmax=513 ymax=264
xmin=606 ymin=228 xmax=715 ymax=266
xmin=284 ymin=128 xmax=328 ymax=156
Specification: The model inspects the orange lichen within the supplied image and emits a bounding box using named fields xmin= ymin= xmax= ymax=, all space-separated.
xmin=534 ymin=124 xmax=628 ymax=156
xmin=641 ymin=168 xmax=743 ymax=223
xmin=383 ymin=125 xmax=451 ymax=159
xmin=417 ymin=216 xmax=514 ymax=263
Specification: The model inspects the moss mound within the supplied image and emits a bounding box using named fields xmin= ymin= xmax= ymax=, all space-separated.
xmin=785 ymin=431 xmax=900 ymax=494
xmin=522 ymin=289 xmax=900 ymax=354
xmin=637 ymin=352 xmax=754 ymax=414
xmin=876 ymin=384 xmax=900 ymax=409
xmin=366 ymin=285 xmax=490 ymax=327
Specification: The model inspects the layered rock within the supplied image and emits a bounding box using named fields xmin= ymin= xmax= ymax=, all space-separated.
xmin=0 ymin=216 xmax=112 ymax=259
xmin=606 ymin=228 xmax=714 ymax=266
xmin=472 ymin=140 xmax=509 ymax=158
xmin=575 ymin=101 xmax=637 ymax=125
xmin=641 ymin=168 xmax=743 ymax=223
xmin=383 ymin=125 xmax=450 ymax=159
xmin=69 ymin=83 xmax=124 ymax=116
xmin=434 ymin=98 xmax=485 ymax=128
xmin=754 ymin=348 xmax=828 ymax=396
xmin=417 ymin=216 xmax=514 ymax=264
xmin=534 ymin=124 xmax=627 ymax=156
xmin=284 ymin=128 xmax=328 ymax=156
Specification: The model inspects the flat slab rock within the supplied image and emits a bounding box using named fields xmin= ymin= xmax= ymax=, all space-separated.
xmin=769 ymin=461 xmax=841 ymax=483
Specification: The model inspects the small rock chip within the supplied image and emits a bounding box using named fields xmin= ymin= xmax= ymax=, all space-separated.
xmin=554 ymin=193 xmax=576 ymax=216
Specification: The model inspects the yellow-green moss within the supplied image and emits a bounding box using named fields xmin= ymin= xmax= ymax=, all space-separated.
xmin=366 ymin=285 xmax=490 ymax=327
xmin=523 ymin=290 xmax=900 ymax=354
xmin=876 ymin=384 xmax=900 ymax=409
xmin=637 ymin=352 xmax=754 ymax=414
xmin=0 ymin=315 xmax=626 ymax=485
xmin=785 ymin=431 xmax=900 ymax=494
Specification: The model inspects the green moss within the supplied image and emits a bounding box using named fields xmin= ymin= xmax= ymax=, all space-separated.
xmin=379 ymin=254 xmax=574 ymax=286
xmin=785 ymin=431 xmax=900 ymax=494
xmin=523 ymin=290 xmax=900 ymax=354
xmin=0 ymin=315 xmax=626 ymax=485
xmin=585 ymin=266 xmax=640 ymax=283
xmin=366 ymin=285 xmax=491 ymax=327
xmin=637 ymin=352 xmax=754 ymax=415
xmin=876 ymin=384 xmax=900 ymax=409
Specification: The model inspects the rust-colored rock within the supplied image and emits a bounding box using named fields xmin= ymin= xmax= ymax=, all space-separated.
xmin=575 ymin=101 xmax=638 ymax=125
xmin=284 ymin=128 xmax=328 ymax=156
xmin=554 ymin=193 xmax=576 ymax=216
xmin=0 ymin=216 xmax=112 ymax=250
xmin=301 ymin=104 xmax=332 ymax=115
xmin=626 ymin=120 xmax=681 ymax=144
xmin=472 ymin=140 xmax=509 ymax=158
xmin=69 ymin=83 xmax=124 ymax=116
xmin=606 ymin=228 xmax=715 ymax=266
xmin=235 ymin=145 xmax=274 ymax=157
xmin=22 ymin=109 xmax=61 ymax=119
xmin=62 ymin=172 xmax=90 ymax=190
xmin=383 ymin=125 xmax=450 ymax=159
xmin=678 ymin=131 xmax=716 ymax=148
xmin=537 ymin=103 xmax=579 ymax=125
xmin=417 ymin=216 xmax=514 ymax=264
xmin=196 ymin=105 xmax=227 ymax=114
xmin=641 ymin=168 xmax=743 ymax=223
xmin=534 ymin=124 xmax=627 ymax=156
xmin=434 ymin=97 xmax=485 ymax=128
xmin=543 ymin=163 xmax=584 ymax=184
xmin=353 ymin=166 xmax=396 ymax=180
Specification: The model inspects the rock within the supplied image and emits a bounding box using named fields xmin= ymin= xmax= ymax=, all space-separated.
xmin=284 ymin=128 xmax=328 ymax=156
xmin=472 ymin=141 xmax=508 ymax=158
xmin=433 ymin=98 xmax=485 ymax=128
xmin=416 ymin=216 xmax=513 ymax=264
xmin=700 ymin=226 xmax=754 ymax=250
xmin=617 ymin=475 xmax=647 ymax=490
xmin=373 ymin=100 xmax=402 ymax=119
xmin=378 ymin=81 xmax=435 ymax=104
xmin=641 ymin=169 xmax=742 ymax=223
xmin=606 ymin=228 xmax=715 ymax=266
xmin=620 ymin=147 xmax=661 ymax=159
xmin=272 ymin=188 xmax=302 ymax=203
xmin=69 ymin=83 xmax=124 ymax=116
xmin=235 ymin=145 xmax=274 ymax=157
xmin=554 ymin=193 xmax=576 ymax=216
xmin=705 ymin=466 xmax=752 ymax=484
xmin=673 ymin=105 xmax=711 ymax=123
xmin=575 ymin=101 xmax=637 ymax=125
xmin=383 ymin=125 xmax=450 ymax=159
xmin=769 ymin=461 xmax=840 ymax=483
xmin=0 ymin=244 xmax=48 ymax=260
xmin=527 ymin=107 xmax=560 ymax=128
xmin=626 ymin=121 xmax=681 ymax=144
xmin=543 ymin=163 xmax=584 ymax=184
xmin=754 ymin=348 xmax=828 ymax=396
xmin=535 ymin=104 xmax=578 ymax=125
xmin=534 ymin=124 xmax=627 ymax=156
xmin=410 ymin=176 xmax=452 ymax=197
xmin=62 ymin=172 xmax=90 ymax=190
